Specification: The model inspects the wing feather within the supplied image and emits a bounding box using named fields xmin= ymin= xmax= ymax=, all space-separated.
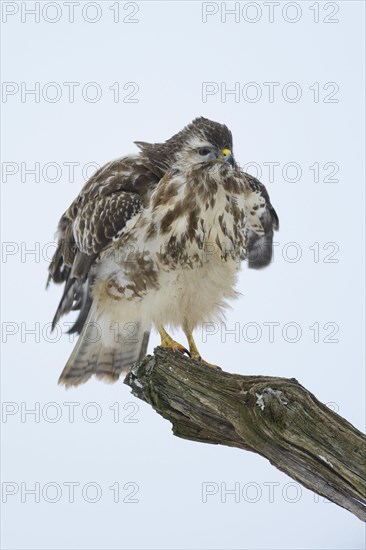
xmin=48 ymin=155 xmax=160 ymax=332
xmin=242 ymin=172 xmax=279 ymax=268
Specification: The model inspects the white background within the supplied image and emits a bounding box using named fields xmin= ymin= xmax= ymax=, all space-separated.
xmin=1 ymin=1 xmax=365 ymax=549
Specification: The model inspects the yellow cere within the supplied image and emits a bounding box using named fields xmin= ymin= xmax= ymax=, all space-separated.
xmin=221 ymin=148 xmax=231 ymax=156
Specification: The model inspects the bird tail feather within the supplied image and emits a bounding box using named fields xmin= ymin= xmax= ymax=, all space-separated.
xmin=58 ymin=303 xmax=150 ymax=388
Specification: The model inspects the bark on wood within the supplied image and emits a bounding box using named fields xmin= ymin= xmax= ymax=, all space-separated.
xmin=124 ymin=347 xmax=366 ymax=521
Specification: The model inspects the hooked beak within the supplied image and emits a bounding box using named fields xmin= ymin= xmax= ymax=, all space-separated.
xmin=221 ymin=148 xmax=235 ymax=167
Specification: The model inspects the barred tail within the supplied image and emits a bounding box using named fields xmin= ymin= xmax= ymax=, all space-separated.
xmin=58 ymin=305 xmax=150 ymax=388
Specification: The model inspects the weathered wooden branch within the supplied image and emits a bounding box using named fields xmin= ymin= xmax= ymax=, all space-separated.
xmin=124 ymin=347 xmax=366 ymax=521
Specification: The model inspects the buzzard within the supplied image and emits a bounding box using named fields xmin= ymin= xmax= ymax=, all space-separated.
xmin=48 ymin=117 xmax=279 ymax=387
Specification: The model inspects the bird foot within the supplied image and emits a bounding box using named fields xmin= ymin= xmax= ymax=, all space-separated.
xmin=161 ymin=338 xmax=191 ymax=357
xmin=190 ymin=353 xmax=222 ymax=370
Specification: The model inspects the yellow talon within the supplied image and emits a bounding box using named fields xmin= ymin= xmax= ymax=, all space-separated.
xmin=185 ymin=331 xmax=221 ymax=370
xmin=159 ymin=327 xmax=190 ymax=356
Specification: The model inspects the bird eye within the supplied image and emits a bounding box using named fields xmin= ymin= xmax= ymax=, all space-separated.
xmin=198 ymin=148 xmax=211 ymax=156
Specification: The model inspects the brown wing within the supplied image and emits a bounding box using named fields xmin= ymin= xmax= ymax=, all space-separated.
xmin=48 ymin=155 xmax=160 ymax=332
xmin=242 ymin=172 xmax=279 ymax=268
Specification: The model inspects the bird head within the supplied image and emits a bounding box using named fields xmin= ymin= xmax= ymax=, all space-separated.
xmin=135 ymin=117 xmax=235 ymax=174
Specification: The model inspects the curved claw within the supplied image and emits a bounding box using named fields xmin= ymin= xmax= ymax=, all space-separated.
xmin=159 ymin=329 xmax=191 ymax=357
xmin=172 ymin=344 xmax=191 ymax=357
xmin=191 ymin=354 xmax=221 ymax=370
xmin=161 ymin=338 xmax=191 ymax=357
